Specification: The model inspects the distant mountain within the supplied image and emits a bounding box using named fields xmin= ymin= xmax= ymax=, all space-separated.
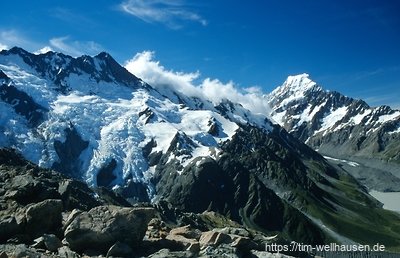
xmin=268 ymin=74 xmax=400 ymax=191
xmin=1 ymin=48 xmax=400 ymax=250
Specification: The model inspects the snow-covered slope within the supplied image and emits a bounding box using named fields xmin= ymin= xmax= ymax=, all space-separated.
xmin=0 ymin=47 xmax=272 ymax=194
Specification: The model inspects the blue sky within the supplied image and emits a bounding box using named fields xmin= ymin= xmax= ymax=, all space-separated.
xmin=1 ymin=0 xmax=399 ymax=108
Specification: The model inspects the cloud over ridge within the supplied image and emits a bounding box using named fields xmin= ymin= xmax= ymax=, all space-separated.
xmin=49 ymin=36 xmax=103 ymax=57
xmin=124 ymin=51 xmax=270 ymax=114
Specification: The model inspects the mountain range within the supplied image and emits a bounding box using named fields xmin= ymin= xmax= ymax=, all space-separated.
xmin=268 ymin=74 xmax=400 ymax=192
xmin=1 ymin=47 xmax=400 ymax=254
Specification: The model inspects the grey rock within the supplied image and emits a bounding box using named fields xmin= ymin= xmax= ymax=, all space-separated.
xmin=251 ymin=250 xmax=295 ymax=258
xmin=199 ymin=244 xmax=240 ymax=258
xmin=213 ymin=227 xmax=250 ymax=238
xmin=165 ymin=234 xmax=200 ymax=253
xmin=57 ymin=246 xmax=80 ymax=258
xmin=199 ymin=231 xmax=231 ymax=248
xmin=148 ymin=248 xmax=196 ymax=258
xmin=10 ymin=244 xmax=41 ymax=258
xmin=25 ymin=199 xmax=63 ymax=238
xmin=230 ymin=236 xmax=258 ymax=251
xmin=64 ymin=205 xmax=155 ymax=253
xmin=58 ymin=179 xmax=100 ymax=211
xmin=62 ymin=209 xmax=82 ymax=232
xmin=33 ymin=234 xmax=62 ymax=252
xmin=169 ymin=225 xmax=202 ymax=240
xmin=146 ymin=218 xmax=170 ymax=240
xmin=4 ymin=175 xmax=37 ymax=203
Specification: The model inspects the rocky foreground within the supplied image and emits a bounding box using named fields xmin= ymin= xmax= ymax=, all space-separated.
xmin=0 ymin=148 xmax=298 ymax=258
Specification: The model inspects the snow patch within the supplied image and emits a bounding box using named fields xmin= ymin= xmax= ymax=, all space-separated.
xmin=378 ymin=111 xmax=400 ymax=124
xmin=351 ymin=109 xmax=371 ymax=125
xmin=316 ymin=106 xmax=348 ymax=134
xmin=323 ymin=156 xmax=359 ymax=167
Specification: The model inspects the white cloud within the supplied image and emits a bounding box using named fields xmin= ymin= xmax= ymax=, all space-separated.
xmin=34 ymin=46 xmax=53 ymax=54
xmin=124 ymin=51 xmax=270 ymax=114
xmin=125 ymin=51 xmax=202 ymax=96
xmin=0 ymin=43 xmax=8 ymax=51
xmin=0 ymin=30 xmax=103 ymax=57
xmin=0 ymin=30 xmax=35 ymax=49
xmin=49 ymin=36 xmax=103 ymax=57
xmin=120 ymin=0 xmax=207 ymax=29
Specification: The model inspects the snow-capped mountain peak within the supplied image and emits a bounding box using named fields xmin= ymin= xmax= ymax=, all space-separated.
xmin=283 ymin=73 xmax=316 ymax=90
xmin=269 ymin=73 xmax=322 ymax=109
xmin=268 ymin=73 xmax=400 ymax=164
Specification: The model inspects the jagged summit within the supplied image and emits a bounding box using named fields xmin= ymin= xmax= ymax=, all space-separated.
xmin=95 ymin=51 xmax=112 ymax=59
xmin=283 ymin=73 xmax=315 ymax=89
xmin=268 ymin=72 xmax=400 ymax=168
xmin=269 ymin=73 xmax=322 ymax=108
xmin=2 ymin=46 xmax=29 ymax=55
xmin=278 ymin=73 xmax=317 ymax=91
xmin=0 ymin=46 xmax=143 ymax=89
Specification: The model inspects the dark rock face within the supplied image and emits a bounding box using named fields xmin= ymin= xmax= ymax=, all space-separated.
xmin=58 ymin=179 xmax=101 ymax=211
xmin=0 ymin=217 xmax=20 ymax=243
xmin=167 ymin=132 xmax=197 ymax=158
xmin=154 ymin=125 xmax=332 ymax=245
xmin=0 ymin=70 xmax=9 ymax=81
xmin=96 ymin=158 xmax=117 ymax=187
xmin=0 ymin=84 xmax=47 ymax=127
xmin=115 ymin=180 xmax=151 ymax=204
xmin=52 ymin=124 xmax=89 ymax=179
xmin=91 ymin=52 xmax=142 ymax=86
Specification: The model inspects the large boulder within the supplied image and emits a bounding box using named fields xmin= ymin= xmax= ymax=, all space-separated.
xmin=63 ymin=205 xmax=155 ymax=252
xmin=25 ymin=199 xmax=63 ymax=238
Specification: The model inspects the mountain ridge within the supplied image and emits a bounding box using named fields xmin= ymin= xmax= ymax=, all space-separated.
xmin=1 ymin=47 xmax=400 ymax=251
